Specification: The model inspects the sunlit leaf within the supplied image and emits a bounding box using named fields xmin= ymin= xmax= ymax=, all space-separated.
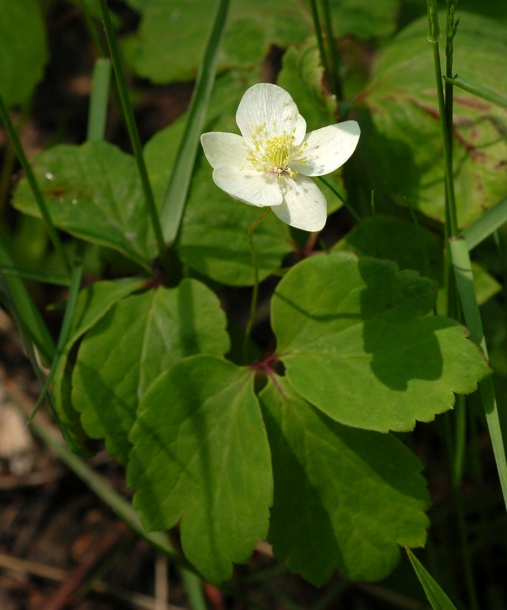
xmin=273 ymin=252 xmax=491 ymax=432
xmin=13 ymin=141 xmax=155 ymax=270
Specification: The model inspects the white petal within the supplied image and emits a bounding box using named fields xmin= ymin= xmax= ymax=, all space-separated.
xmin=201 ymin=132 xmax=250 ymax=169
xmin=272 ymin=175 xmax=327 ymax=231
xmin=236 ymin=83 xmax=307 ymax=148
xmin=294 ymin=120 xmax=360 ymax=177
xmin=212 ymin=165 xmax=283 ymax=207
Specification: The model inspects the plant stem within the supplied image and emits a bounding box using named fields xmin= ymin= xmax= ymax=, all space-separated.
xmin=243 ymin=209 xmax=271 ymax=363
xmin=309 ymin=0 xmax=331 ymax=93
xmin=427 ymin=1 xmax=458 ymax=238
xmin=0 ymin=94 xmax=72 ymax=276
xmin=320 ymin=0 xmax=342 ymax=102
xmin=97 ymin=0 xmax=172 ymax=282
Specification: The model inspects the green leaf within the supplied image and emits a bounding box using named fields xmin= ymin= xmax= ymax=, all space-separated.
xmin=0 ymin=0 xmax=48 ymax=107
xmin=334 ymin=216 xmax=443 ymax=282
xmin=406 ymin=549 xmax=457 ymax=610
xmin=12 ymin=141 xmax=155 ymax=270
xmin=334 ymin=216 xmax=500 ymax=307
xmin=52 ymin=279 xmax=146 ymax=456
xmin=273 ymin=252 xmax=491 ymax=432
xmin=278 ymin=38 xmax=339 ymax=133
xmin=126 ymin=0 xmax=312 ymax=83
xmin=179 ymin=161 xmax=294 ymax=285
xmin=357 ymin=12 xmax=507 ymax=228
xmin=160 ymin=0 xmax=230 ymax=245
xmin=260 ymin=376 xmax=429 ymax=585
xmin=128 ymin=354 xmax=273 ymax=583
xmin=72 ymin=280 xmax=230 ymax=463
xmin=144 ymin=69 xmax=291 ymax=285
xmin=328 ymin=0 xmax=400 ymax=39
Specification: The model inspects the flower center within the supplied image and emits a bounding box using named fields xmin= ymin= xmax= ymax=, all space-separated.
xmin=247 ymin=124 xmax=307 ymax=178
xmin=264 ymin=134 xmax=294 ymax=175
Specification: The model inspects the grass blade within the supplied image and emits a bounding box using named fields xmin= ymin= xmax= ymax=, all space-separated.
xmin=406 ymin=548 xmax=457 ymax=610
xmin=28 ymin=241 xmax=86 ymax=423
xmin=0 ymin=265 xmax=70 ymax=286
xmin=444 ymin=75 xmax=507 ymax=110
xmin=450 ymin=237 xmax=507 ymax=511
xmin=461 ymin=195 xmax=507 ymax=251
xmin=0 ymin=235 xmax=55 ymax=362
xmin=0 ymin=92 xmax=71 ymax=276
xmin=160 ymin=0 xmax=230 ymax=245
xmin=87 ymin=57 xmax=112 ymax=142
xmin=97 ymin=0 xmax=170 ymax=278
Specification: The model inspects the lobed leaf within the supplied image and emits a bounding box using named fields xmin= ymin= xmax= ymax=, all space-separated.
xmin=260 ymin=376 xmax=430 ymax=584
xmin=52 ymin=279 xmax=146 ymax=456
xmin=273 ymin=252 xmax=491 ymax=432
xmin=334 ymin=216 xmax=500 ymax=307
xmin=128 ymin=354 xmax=273 ymax=583
xmin=71 ymin=280 xmax=230 ymax=463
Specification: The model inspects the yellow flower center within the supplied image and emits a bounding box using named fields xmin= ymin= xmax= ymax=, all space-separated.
xmin=247 ymin=124 xmax=307 ymax=178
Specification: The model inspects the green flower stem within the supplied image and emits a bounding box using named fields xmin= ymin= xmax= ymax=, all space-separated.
xmin=318 ymin=177 xmax=363 ymax=226
xmin=0 ymin=93 xmax=72 ymax=277
xmin=243 ymin=208 xmax=272 ymax=363
xmin=97 ymin=0 xmax=171 ymax=281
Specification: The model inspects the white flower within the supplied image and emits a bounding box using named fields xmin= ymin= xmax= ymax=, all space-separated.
xmin=200 ymin=83 xmax=360 ymax=232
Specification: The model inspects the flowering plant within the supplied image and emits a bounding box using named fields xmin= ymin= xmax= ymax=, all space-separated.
xmin=201 ymin=83 xmax=360 ymax=231
xmin=2 ymin=0 xmax=507 ymax=606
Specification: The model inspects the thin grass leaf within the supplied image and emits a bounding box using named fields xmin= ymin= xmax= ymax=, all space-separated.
xmin=406 ymin=548 xmax=457 ymax=610
xmin=462 ymin=196 xmax=507 ymax=251
xmin=97 ymin=0 xmax=170 ymax=278
xmin=0 ymin=235 xmax=55 ymax=363
xmin=0 ymin=265 xmax=70 ymax=286
xmin=29 ymin=241 xmax=87 ymax=423
xmin=87 ymin=58 xmax=112 ymax=142
xmin=0 ymin=92 xmax=71 ymax=276
xmin=450 ymin=237 xmax=507 ymax=511
xmin=444 ymin=75 xmax=507 ymax=110
xmin=160 ymin=0 xmax=230 ymax=245
xmin=180 ymin=570 xmax=208 ymax=610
